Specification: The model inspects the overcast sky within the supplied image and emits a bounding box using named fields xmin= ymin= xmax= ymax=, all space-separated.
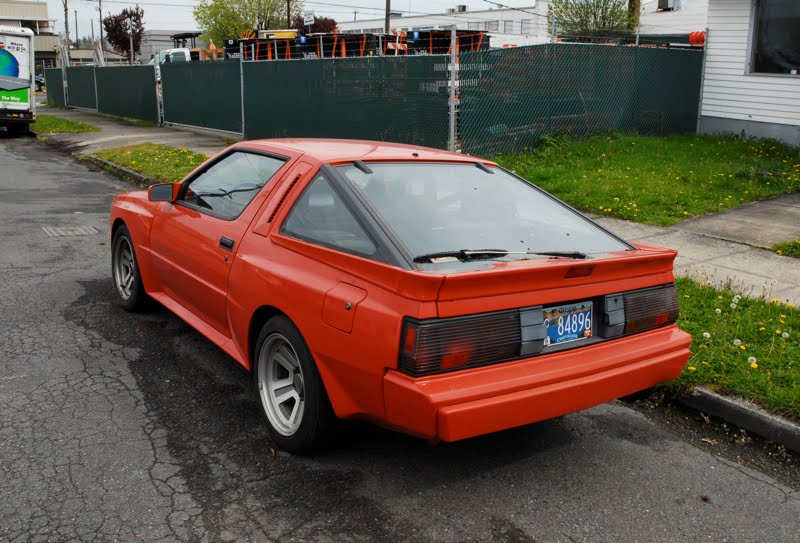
xmin=44 ymin=0 xmax=537 ymax=41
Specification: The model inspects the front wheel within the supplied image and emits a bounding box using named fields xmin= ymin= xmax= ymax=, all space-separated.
xmin=112 ymin=224 xmax=148 ymax=311
xmin=253 ymin=316 xmax=335 ymax=454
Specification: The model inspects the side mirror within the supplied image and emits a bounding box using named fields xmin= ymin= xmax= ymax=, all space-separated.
xmin=148 ymin=183 xmax=180 ymax=202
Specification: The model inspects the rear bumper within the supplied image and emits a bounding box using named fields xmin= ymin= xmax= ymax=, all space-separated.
xmin=383 ymin=325 xmax=691 ymax=441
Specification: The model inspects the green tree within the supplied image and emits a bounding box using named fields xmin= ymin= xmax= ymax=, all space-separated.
xmin=194 ymin=0 xmax=302 ymax=45
xmin=548 ymin=0 xmax=633 ymax=38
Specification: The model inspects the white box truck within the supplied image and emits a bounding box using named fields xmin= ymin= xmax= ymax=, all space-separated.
xmin=0 ymin=26 xmax=35 ymax=134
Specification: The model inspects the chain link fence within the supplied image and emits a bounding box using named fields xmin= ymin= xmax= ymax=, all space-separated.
xmin=95 ymin=66 xmax=159 ymax=123
xmin=46 ymin=41 xmax=704 ymax=156
xmin=459 ymin=44 xmax=704 ymax=156
xmin=243 ymin=56 xmax=449 ymax=148
xmin=162 ymin=61 xmax=242 ymax=133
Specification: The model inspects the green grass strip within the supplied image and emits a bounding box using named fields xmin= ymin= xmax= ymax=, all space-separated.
xmin=666 ymin=277 xmax=799 ymax=419
xmin=93 ymin=143 xmax=208 ymax=185
xmin=495 ymin=134 xmax=800 ymax=226
xmin=773 ymin=240 xmax=800 ymax=258
xmin=32 ymin=114 xmax=100 ymax=134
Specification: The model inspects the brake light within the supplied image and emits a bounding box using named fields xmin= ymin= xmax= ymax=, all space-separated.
xmin=400 ymin=311 xmax=521 ymax=377
xmin=600 ymin=284 xmax=679 ymax=338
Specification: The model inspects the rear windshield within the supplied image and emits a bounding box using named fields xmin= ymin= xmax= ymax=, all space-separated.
xmin=337 ymin=162 xmax=630 ymax=260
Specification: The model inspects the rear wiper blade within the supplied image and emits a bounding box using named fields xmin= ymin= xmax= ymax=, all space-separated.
xmin=412 ymin=249 xmax=587 ymax=263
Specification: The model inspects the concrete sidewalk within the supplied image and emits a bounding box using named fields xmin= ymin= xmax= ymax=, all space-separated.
xmin=35 ymin=104 xmax=800 ymax=304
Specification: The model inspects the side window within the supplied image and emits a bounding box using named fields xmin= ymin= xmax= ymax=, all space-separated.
xmin=281 ymin=173 xmax=377 ymax=257
xmin=180 ymin=152 xmax=285 ymax=220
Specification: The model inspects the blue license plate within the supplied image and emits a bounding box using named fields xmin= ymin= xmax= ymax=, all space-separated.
xmin=543 ymin=302 xmax=593 ymax=347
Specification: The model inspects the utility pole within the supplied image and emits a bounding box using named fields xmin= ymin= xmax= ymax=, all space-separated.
xmin=384 ymin=0 xmax=390 ymax=33
xmin=287 ymin=0 xmax=291 ymax=28
xmin=62 ymin=0 xmax=70 ymax=50
xmin=353 ymin=10 xmax=358 ymax=21
xmin=98 ymin=0 xmax=104 ymax=49
xmin=74 ymin=10 xmax=78 ymax=48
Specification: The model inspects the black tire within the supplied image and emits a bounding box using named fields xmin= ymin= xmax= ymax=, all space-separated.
xmin=253 ymin=316 xmax=335 ymax=454
xmin=111 ymin=225 xmax=148 ymax=311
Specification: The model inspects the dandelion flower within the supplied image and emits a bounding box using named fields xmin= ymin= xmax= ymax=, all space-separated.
xmin=715 ymin=308 xmax=722 ymax=315
xmin=702 ymin=332 xmax=711 ymax=339
xmin=776 ymin=330 xmax=782 ymax=335
xmin=730 ymin=303 xmax=737 ymax=309
xmin=733 ymin=339 xmax=742 ymax=346
xmin=740 ymin=345 xmax=747 ymax=351
xmin=748 ymin=357 xmax=757 ymax=364
xmin=782 ymin=332 xmax=790 ymax=340
xmin=750 ymin=362 xmax=759 ymax=369
xmin=688 ymin=366 xmax=697 ymax=372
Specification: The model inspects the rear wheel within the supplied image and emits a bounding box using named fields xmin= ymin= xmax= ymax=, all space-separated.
xmin=112 ymin=225 xmax=148 ymax=311
xmin=253 ymin=316 xmax=334 ymax=454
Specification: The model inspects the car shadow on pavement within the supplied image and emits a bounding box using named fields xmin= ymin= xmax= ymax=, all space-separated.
xmin=65 ymin=278 xmax=676 ymax=539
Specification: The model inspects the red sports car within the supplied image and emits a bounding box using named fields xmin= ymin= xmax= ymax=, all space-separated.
xmin=109 ymin=139 xmax=691 ymax=453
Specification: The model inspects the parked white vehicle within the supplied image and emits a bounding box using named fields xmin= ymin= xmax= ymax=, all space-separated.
xmin=0 ymin=25 xmax=35 ymax=134
xmin=148 ymin=48 xmax=191 ymax=80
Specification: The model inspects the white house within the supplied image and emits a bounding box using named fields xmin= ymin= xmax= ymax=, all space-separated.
xmin=699 ymin=0 xmax=799 ymax=145
xmin=638 ymin=0 xmax=708 ymax=35
xmin=337 ymin=3 xmax=553 ymax=47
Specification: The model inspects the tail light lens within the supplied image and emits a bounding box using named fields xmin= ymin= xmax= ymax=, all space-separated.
xmin=400 ymin=283 xmax=680 ymax=377
xmin=600 ymin=284 xmax=679 ymax=338
xmin=400 ymin=311 xmax=521 ymax=377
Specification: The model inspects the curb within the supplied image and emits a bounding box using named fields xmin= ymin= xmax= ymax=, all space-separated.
xmin=79 ymin=154 xmax=158 ymax=188
xmin=679 ymin=387 xmax=800 ymax=453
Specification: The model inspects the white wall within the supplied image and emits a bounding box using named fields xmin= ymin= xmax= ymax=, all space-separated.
xmin=701 ymin=0 xmax=800 ymax=129
xmin=639 ymin=0 xmax=708 ymax=35
xmin=337 ymin=4 xmax=552 ymax=47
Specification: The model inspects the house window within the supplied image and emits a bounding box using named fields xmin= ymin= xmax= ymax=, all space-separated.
xmin=520 ymin=19 xmax=533 ymax=35
xmin=751 ymin=0 xmax=800 ymax=74
xmin=467 ymin=22 xmax=487 ymax=31
xmin=503 ymin=20 xmax=514 ymax=33
xmin=487 ymin=20 xmax=500 ymax=32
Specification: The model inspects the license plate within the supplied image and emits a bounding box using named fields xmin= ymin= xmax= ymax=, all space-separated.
xmin=543 ymin=302 xmax=592 ymax=346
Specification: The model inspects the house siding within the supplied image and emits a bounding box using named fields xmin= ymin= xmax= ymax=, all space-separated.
xmin=700 ymin=0 xmax=800 ymax=143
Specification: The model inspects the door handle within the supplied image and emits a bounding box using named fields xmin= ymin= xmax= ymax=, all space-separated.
xmin=219 ymin=237 xmax=235 ymax=251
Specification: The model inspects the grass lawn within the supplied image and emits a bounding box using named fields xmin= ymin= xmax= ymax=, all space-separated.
xmin=93 ymin=143 xmax=208 ymax=184
xmin=495 ymin=134 xmax=800 ymax=226
xmin=773 ymin=239 xmax=800 ymax=258
xmin=32 ymin=114 xmax=100 ymax=134
xmin=667 ymin=278 xmax=799 ymax=420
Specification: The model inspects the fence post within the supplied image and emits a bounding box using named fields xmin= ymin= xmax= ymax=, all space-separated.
xmin=240 ymin=42 xmax=246 ymax=138
xmin=93 ymin=65 xmax=99 ymax=112
xmin=695 ymin=27 xmax=709 ymax=135
xmin=155 ymin=64 xmax=163 ymax=124
xmin=61 ymin=62 xmax=69 ymax=108
xmin=448 ymin=25 xmax=457 ymax=152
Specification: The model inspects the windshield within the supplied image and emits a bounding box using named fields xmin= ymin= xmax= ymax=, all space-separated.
xmin=337 ymin=162 xmax=631 ymax=260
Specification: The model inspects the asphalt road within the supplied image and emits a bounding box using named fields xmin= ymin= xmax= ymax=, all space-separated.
xmin=1 ymin=137 xmax=799 ymax=543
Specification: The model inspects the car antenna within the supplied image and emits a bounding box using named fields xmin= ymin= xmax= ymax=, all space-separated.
xmin=353 ymin=160 xmax=373 ymax=174
xmin=474 ymin=162 xmax=494 ymax=174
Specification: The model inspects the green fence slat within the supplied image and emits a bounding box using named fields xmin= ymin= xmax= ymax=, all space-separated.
xmin=44 ymin=69 xmax=64 ymax=107
xmin=65 ymin=66 xmax=97 ymax=110
xmin=162 ymin=61 xmax=241 ymax=133
xmin=95 ymin=66 xmax=158 ymax=123
xmin=242 ymin=56 xmax=449 ymax=148
xmin=459 ymin=44 xmax=704 ymax=156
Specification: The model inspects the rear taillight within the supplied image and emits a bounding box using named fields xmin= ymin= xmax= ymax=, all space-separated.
xmin=400 ymin=311 xmax=521 ymax=377
xmin=600 ymin=284 xmax=679 ymax=338
xmin=399 ymin=283 xmax=680 ymax=377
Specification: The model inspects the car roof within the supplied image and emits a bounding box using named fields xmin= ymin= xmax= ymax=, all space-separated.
xmin=237 ymin=139 xmax=494 ymax=165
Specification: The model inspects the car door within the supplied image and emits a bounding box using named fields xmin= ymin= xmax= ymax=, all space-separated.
xmin=149 ymin=150 xmax=289 ymax=336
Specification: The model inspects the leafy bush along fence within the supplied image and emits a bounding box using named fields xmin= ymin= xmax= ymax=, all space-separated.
xmin=45 ymin=44 xmax=703 ymax=153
